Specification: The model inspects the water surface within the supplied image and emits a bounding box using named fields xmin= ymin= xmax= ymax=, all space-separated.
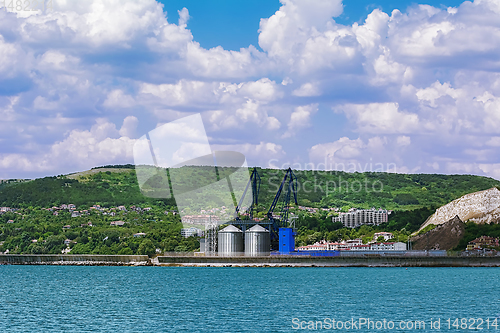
xmin=0 ymin=266 xmax=498 ymax=332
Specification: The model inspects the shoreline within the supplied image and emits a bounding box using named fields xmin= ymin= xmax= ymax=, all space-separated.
xmin=156 ymin=255 xmax=500 ymax=267
xmin=2 ymin=254 xmax=500 ymax=267
xmin=0 ymin=254 xmax=150 ymax=266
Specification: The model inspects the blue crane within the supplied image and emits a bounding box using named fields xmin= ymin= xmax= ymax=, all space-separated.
xmin=267 ymin=167 xmax=298 ymax=245
xmin=234 ymin=167 xmax=261 ymax=220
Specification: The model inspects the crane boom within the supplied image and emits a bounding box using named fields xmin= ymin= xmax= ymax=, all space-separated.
xmin=234 ymin=167 xmax=261 ymax=220
xmin=267 ymin=167 xmax=298 ymax=243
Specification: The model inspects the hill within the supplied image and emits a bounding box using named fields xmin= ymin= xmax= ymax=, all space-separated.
xmin=414 ymin=187 xmax=500 ymax=234
xmin=411 ymin=215 xmax=465 ymax=250
xmin=1 ymin=166 xmax=500 ymax=255
xmin=1 ymin=166 xmax=499 ymax=213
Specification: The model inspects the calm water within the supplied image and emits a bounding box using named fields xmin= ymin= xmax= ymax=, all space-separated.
xmin=0 ymin=266 xmax=499 ymax=332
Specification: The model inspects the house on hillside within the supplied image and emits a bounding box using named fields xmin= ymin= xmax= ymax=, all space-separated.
xmin=181 ymin=227 xmax=203 ymax=238
xmin=467 ymin=236 xmax=499 ymax=250
xmin=373 ymin=232 xmax=394 ymax=242
xmin=333 ymin=208 xmax=390 ymax=228
xmin=110 ymin=221 xmax=126 ymax=226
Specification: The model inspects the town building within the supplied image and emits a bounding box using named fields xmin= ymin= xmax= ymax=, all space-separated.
xmin=110 ymin=221 xmax=126 ymax=226
xmin=181 ymin=227 xmax=203 ymax=238
xmin=467 ymin=236 xmax=499 ymax=250
xmin=369 ymin=242 xmax=406 ymax=251
xmin=181 ymin=215 xmax=220 ymax=225
xmin=373 ymin=232 xmax=394 ymax=242
xmin=332 ymin=208 xmax=390 ymax=228
xmin=299 ymin=240 xmax=406 ymax=251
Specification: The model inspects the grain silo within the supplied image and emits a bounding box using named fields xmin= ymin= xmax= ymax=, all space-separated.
xmin=245 ymin=224 xmax=270 ymax=256
xmin=218 ymin=225 xmax=243 ymax=256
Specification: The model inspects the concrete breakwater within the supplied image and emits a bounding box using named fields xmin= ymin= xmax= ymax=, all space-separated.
xmin=0 ymin=254 xmax=150 ymax=266
xmin=157 ymin=255 xmax=500 ymax=267
xmin=2 ymin=254 xmax=500 ymax=267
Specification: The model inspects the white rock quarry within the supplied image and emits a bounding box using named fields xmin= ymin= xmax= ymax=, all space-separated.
xmin=415 ymin=187 xmax=500 ymax=234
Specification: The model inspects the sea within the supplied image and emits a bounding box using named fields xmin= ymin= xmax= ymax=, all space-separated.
xmin=0 ymin=266 xmax=499 ymax=332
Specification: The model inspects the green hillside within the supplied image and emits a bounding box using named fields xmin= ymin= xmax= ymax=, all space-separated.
xmin=1 ymin=166 xmax=498 ymax=211
xmin=1 ymin=166 xmax=499 ymax=255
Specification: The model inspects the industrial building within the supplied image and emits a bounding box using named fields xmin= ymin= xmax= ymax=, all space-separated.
xmin=199 ymin=167 xmax=401 ymax=257
xmin=372 ymin=232 xmax=394 ymax=241
xmin=201 ymin=167 xmax=298 ymax=257
xmin=298 ymin=240 xmax=407 ymax=251
xmin=181 ymin=227 xmax=203 ymax=238
xmin=332 ymin=208 xmax=390 ymax=228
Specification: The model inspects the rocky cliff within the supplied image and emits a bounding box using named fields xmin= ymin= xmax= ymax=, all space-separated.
xmin=415 ymin=187 xmax=500 ymax=234
xmin=411 ymin=215 xmax=465 ymax=250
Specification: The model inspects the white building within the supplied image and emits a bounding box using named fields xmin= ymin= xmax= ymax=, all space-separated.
xmin=297 ymin=243 xmax=327 ymax=251
xmin=181 ymin=215 xmax=220 ymax=225
xmin=373 ymin=232 xmax=394 ymax=242
xmin=303 ymin=240 xmax=407 ymax=251
xmin=332 ymin=208 xmax=390 ymax=228
xmin=370 ymin=242 xmax=406 ymax=251
xmin=325 ymin=239 xmax=362 ymax=251
xmin=351 ymin=244 xmax=371 ymax=251
xmin=181 ymin=227 xmax=203 ymax=238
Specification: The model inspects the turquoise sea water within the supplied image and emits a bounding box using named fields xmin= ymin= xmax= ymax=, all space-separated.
xmin=0 ymin=266 xmax=499 ymax=332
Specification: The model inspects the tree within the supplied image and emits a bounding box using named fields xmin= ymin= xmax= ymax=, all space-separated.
xmin=138 ymin=239 xmax=156 ymax=257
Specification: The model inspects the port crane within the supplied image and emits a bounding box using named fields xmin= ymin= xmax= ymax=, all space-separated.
xmin=267 ymin=167 xmax=298 ymax=248
xmin=234 ymin=167 xmax=261 ymax=220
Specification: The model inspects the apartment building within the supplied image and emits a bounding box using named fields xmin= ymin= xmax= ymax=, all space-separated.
xmin=332 ymin=208 xmax=390 ymax=228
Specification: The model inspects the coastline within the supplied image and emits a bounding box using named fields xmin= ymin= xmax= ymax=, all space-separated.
xmin=156 ymin=255 xmax=500 ymax=267
xmin=2 ymin=254 xmax=500 ymax=267
xmin=0 ymin=254 xmax=150 ymax=266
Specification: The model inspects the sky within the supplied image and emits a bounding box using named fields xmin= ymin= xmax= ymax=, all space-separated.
xmin=0 ymin=0 xmax=500 ymax=180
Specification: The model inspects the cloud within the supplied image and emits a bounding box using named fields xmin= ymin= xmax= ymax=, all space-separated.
xmin=2 ymin=0 xmax=500 ymax=181
xmin=337 ymin=103 xmax=419 ymax=134
xmin=309 ymin=136 xmax=417 ymax=173
xmin=0 ymin=117 xmax=137 ymax=177
xmin=292 ymin=82 xmax=321 ymax=97
xmin=103 ymin=89 xmax=136 ymax=109
xmin=282 ymin=104 xmax=318 ymax=138
xmin=258 ymin=0 xmax=344 ymax=60
xmin=119 ymin=116 xmax=139 ymax=138
xmin=211 ymin=141 xmax=286 ymax=168
xmin=396 ymin=135 xmax=411 ymax=147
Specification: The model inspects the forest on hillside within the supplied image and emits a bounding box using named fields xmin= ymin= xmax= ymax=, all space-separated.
xmin=1 ymin=166 xmax=498 ymax=211
xmin=1 ymin=166 xmax=499 ymax=255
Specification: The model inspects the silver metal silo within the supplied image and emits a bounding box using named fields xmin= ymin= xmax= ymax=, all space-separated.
xmin=218 ymin=225 xmax=243 ymax=256
xmin=245 ymin=224 xmax=270 ymax=256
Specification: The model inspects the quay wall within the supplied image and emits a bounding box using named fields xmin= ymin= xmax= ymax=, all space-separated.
xmin=157 ymin=255 xmax=500 ymax=267
xmin=0 ymin=254 xmax=149 ymax=265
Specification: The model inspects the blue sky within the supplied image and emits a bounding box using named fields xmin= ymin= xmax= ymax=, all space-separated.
xmin=160 ymin=0 xmax=466 ymax=50
xmin=1 ymin=0 xmax=500 ymax=180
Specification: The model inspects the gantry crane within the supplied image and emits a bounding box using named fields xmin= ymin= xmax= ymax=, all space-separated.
xmin=267 ymin=167 xmax=298 ymax=249
xmin=234 ymin=167 xmax=261 ymax=220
